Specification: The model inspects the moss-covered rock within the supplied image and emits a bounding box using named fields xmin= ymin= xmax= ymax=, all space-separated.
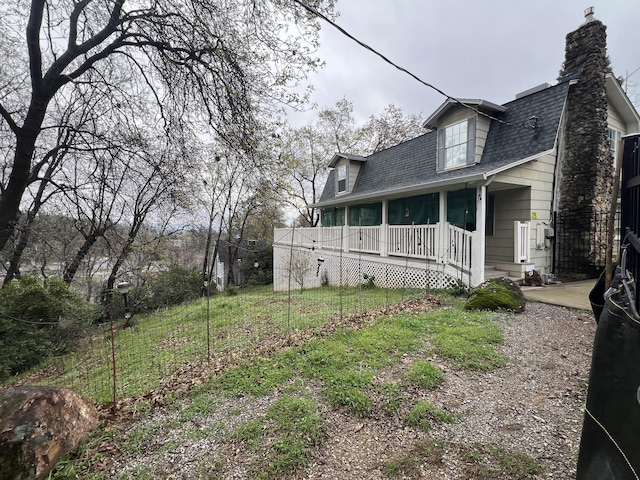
xmin=465 ymin=277 xmax=526 ymax=313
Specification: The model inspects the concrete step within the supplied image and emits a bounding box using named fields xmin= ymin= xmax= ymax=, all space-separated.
xmin=484 ymin=265 xmax=522 ymax=283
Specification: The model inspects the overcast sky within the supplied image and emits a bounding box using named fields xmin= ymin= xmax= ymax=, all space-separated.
xmin=287 ymin=1 xmax=640 ymax=126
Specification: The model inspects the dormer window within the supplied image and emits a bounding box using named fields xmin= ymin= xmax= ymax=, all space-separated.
xmin=437 ymin=117 xmax=476 ymax=171
xmin=337 ymin=164 xmax=347 ymax=193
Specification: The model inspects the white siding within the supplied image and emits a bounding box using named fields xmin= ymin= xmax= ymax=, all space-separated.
xmin=476 ymin=115 xmax=491 ymax=163
xmin=485 ymin=152 xmax=557 ymax=274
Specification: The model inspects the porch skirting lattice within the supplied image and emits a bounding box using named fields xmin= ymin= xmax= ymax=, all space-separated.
xmin=272 ymin=246 xmax=465 ymax=292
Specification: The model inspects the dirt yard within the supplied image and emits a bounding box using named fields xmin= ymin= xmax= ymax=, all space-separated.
xmin=88 ymin=301 xmax=596 ymax=479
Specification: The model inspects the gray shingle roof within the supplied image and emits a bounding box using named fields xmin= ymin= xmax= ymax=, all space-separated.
xmin=318 ymin=81 xmax=570 ymax=206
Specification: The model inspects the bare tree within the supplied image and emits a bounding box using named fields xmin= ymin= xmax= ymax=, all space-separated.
xmin=280 ymin=100 xmax=425 ymax=227
xmin=0 ymin=0 xmax=336 ymax=254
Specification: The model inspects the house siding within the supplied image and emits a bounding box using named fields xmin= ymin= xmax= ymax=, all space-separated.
xmin=333 ymin=158 xmax=361 ymax=196
xmin=607 ymin=104 xmax=626 ymax=133
xmin=486 ymin=188 xmax=530 ymax=264
xmin=438 ymin=106 xmax=475 ymax=127
xmin=476 ymin=115 xmax=491 ymax=163
xmin=486 ymin=152 xmax=557 ymax=273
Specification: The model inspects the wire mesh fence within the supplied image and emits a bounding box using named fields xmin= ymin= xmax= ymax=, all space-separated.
xmin=2 ymin=256 xmax=438 ymax=411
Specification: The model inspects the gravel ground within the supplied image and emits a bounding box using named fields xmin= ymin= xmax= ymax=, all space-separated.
xmin=103 ymin=301 xmax=596 ymax=479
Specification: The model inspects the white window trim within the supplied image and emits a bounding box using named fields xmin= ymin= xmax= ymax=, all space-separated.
xmin=437 ymin=116 xmax=476 ymax=172
xmin=336 ymin=163 xmax=348 ymax=194
xmin=608 ymin=126 xmax=622 ymax=160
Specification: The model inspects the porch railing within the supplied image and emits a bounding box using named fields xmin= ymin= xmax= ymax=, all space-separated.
xmin=275 ymin=223 xmax=472 ymax=271
xmin=320 ymin=226 xmax=343 ymax=250
xmin=349 ymin=226 xmax=381 ymax=254
xmin=388 ymin=224 xmax=439 ymax=259
xmin=447 ymin=224 xmax=473 ymax=271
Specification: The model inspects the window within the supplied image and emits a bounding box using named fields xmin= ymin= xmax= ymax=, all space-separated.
xmin=321 ymin=207 xmax=345 ymax=227
xmin=349 ymin=203 xmax=382 ymax=226
xmin=447 ymin=189 xmax=476 ymax=231
xmin=388 ymin=193 xmax=439 ymax=225
xmin=437 ymin=117 xmax=476 ymax=171
xmin=608 ymin=127 xmax=622 ymax=161
xmin=337 ymin=164 xmax=347 ymax=193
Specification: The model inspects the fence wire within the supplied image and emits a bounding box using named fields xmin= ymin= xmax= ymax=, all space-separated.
xmin=2 ymin=253 xmax=438 ymax=410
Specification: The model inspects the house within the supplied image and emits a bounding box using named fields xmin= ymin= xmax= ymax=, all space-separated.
xmin=273 ymin=9 xmax=640 ymax=290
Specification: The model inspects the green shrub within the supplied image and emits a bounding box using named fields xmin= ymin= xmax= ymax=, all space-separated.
xmin=239 ymin=247 xmax=273 ymax=286
xmin=133 ymin=265 xmax=202 ymax=311
xmin=362 ymin=273 xmax=376 ymax=289
xmin=0 ymin=276 xmax=97 ymax=381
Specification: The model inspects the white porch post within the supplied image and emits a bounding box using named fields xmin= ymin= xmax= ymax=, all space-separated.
xmin=343 ymin=206 xmax=350 ymax=253
xmin=471 ymin=185 xmax=486 ymax=286
xmin=380 ymin=200 xmax=388 ymax=257
xmin=439 ymin=190 xmax=447 ymax=263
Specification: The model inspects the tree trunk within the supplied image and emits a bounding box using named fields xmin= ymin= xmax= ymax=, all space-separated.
xmin=0 ymin=102 xmax=49 ymax=252
xmin=63 ymin=231 xmax=102 ymax=284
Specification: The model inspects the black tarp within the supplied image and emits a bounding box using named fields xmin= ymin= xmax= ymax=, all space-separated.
xmin=577 ymin=247 xmax=640 ymax=479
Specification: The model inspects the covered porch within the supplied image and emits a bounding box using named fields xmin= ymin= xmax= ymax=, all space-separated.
xmin=274 ymin=219 xmax=531 ymax=288
xmin=275 ymin=182 xmax=543 ymax=288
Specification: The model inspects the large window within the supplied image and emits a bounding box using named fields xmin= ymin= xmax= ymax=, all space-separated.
xmin=349 ymin=203 xmax=382 ymax=226
xmin=321 ymin=207 xmax=345 ymax=227
xmin=388 ymin=193 xmax=439 ymax=225
xmin=337 ymin=164 xmax=347 ymax=193
xmin=437 ymin=117 xmax=476 ymax=171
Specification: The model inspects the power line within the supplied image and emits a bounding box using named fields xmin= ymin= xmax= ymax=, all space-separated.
xmin=291 ymin=0 xmax=530 ymax=130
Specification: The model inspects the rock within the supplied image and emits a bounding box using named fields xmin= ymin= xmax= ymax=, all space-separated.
xmin=0 ymin=385 xmax=99 ymax=480
xmin=465 ymin=277 xmax=526 ymax=313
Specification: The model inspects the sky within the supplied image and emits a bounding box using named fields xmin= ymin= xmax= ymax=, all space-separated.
xmin=288 ymin=0 xmax=640 ymax=126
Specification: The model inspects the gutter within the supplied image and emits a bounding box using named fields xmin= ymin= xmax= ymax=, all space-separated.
xmin=313 ymin=173 xmax=487 ymax=208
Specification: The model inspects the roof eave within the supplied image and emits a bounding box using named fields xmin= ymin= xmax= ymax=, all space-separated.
xmin=422 ymin=98 xmax=507 ymax=129
xmin=327 ymin=152 xmax=367 ymax=168
xmin=606 ymin=74 xmax=640 ymax=131
xmin=313 ymin=172 xmax=488 ymax=208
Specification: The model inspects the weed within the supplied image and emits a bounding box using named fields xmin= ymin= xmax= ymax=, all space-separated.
xmin=403 ymin=360 xmax=444 ymax=389
xmin=487 ymin=445 xmax=541 ymax=478
xmin=180 ymin=392 xmax=218 ymax=421
xmin=362 ymin=273 xmax=376 ymax=289
xmin=215 ymin=358 xmax=294 ymax=396
xmin=120 ymin=421 xmax=164 ymax=455
xmin=320 ymin=269 xmax=330 ymax=287
xmin=426 ymin=309 xmax=505 ymax=371
xmin=323 ymin=370 xmax=374 ymax=417
xmin=232 ymin=396 xmax=325 ymax=479
xmin=463 ymin=444 xmax=541 ymax=479
xmin=194 ymin=459 xmax=225 ymax=479
xmin=383 ymin=453 xmax=419 ymax=477
xmin=383 ymin=438 xmax=445 ymax=478
xmin=405 ymin=400 xmax=457 ymax=431
xmin=379 ymin=381 xmax=405 ymax=415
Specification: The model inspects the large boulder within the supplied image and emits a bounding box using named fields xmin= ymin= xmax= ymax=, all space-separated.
xmin=465 ymin=277 xmax=526 ymax=313
xmin=0 ymin=386 xmax=99 ymax=480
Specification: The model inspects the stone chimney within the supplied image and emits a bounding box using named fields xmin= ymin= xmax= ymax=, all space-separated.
xmin=557 ymin=8 xmax=613 ymax=276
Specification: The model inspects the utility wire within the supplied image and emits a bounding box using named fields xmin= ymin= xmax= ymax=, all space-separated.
xmin=292 ymin=0 xmax=532 ymax=130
